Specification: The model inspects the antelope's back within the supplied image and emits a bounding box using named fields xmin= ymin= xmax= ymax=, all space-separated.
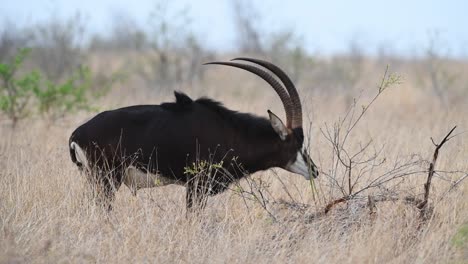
xmin=68 ymin=99 xmax=237 ymax=181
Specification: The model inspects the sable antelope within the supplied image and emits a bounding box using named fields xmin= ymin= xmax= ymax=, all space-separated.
xmin=69 ymin=57 xmax=319 ymax=211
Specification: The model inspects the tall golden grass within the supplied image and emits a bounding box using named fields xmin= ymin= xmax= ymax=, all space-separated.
xmin=1 ymin=56 xmax=467 ymax=263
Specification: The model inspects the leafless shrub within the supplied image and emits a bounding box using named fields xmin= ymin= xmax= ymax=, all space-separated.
xmin=418 ymin=32 xmax=467 ymax=106
xmin=231 ymin=0 xmax=264 ymax=55
xmin=306 ymin=68 xmax=467 ymax=226
xmin=424 ymin=36 xmax=452 ymax=106
xmin=319 ymin=40 xmax=366 ymax=103
xmin=267 ymin=31 xmax=309 ymax=84
xmin=0 ymin=21 xmax=33 ymax=62
xmin=182 ymin=35 xmax=211 ymax=85
xmin=319 ymin=67 xmax=404 ymax=199
xmin=135 ymin=2 xmax=211 ymax=90
xmin=230 ymin=0 xmax=310 ymax=84
xmin=90 ymin=12 xmax=147 ymax=52
xmin=29 ymin=13 xmax=87 ymax=82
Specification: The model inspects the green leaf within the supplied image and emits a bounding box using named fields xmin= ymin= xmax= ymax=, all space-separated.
xmin=0 ymin=63 xmax=10 ymax=77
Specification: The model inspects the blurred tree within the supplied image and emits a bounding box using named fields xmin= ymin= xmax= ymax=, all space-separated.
xmin=139 ymin=1 xmax=211 ymax=90
xmin=30 ymin=13 xmax=87 ymax=82
xmin=231 ymin=0 xmax=264 ymax=55
xmin=90 ymin=12 xmax=147 ymax=51
xmin=230 ymin=0 xmax=310 ymax=86
xmin=0 ymin=21 xmax=33 ymax=62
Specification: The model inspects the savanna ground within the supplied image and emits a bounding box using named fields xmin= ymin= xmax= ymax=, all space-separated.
xmin=1 ymin=50 xmax=467 ymax=264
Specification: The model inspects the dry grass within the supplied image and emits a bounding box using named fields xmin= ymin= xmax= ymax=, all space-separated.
xmin=1 ymin=57 xmax=467 ymax=263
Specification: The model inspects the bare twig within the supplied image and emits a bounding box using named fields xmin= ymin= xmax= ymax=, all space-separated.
xmin=448 ymin=173 xmax=468 ymax=191
xmin=418 ymin=126 xmax=457 ymax=219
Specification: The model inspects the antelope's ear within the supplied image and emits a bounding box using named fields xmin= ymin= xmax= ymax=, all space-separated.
xmin=268 ymin=110 xmax=288 ymax=140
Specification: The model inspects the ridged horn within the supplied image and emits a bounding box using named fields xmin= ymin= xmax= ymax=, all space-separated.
xmin=232 ymin=57 xmax=303 ymax=129
xmin=204 ymin=61 xmax=293 ymax=129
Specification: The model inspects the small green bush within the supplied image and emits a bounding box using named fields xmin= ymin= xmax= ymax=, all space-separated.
xmin=33 ymin=65 xmax=93 ymax=120
xmin=0 ymin=48 xmax=109 ymax=127
xmin=0 ymin=48 xmax=37 ymax=126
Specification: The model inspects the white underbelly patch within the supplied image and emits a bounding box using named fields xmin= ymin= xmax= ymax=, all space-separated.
xmin=123 ymin=166 xmax=180 ymax=195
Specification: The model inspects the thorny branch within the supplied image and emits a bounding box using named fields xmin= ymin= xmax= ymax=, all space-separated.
xmin=322 ymin=126 xmax=461 ymax=224
xmin=320 ymin=66 xmax=402 ymax=198
xmin=308 ymin=66 xmax=466 ymax=226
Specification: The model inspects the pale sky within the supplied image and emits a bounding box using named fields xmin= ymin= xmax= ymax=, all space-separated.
xmin=1 ymin=0 xmax=467 ymax=57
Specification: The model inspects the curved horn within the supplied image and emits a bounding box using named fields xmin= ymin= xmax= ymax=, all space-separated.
xmin=232 ymin=57 xmax=303 ymax=129
xmin=204 ymin=61 xmax=293 ymax=128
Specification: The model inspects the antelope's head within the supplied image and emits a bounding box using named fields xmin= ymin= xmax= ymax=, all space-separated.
xmin=205 ymin=57 xmax=319 ymax=180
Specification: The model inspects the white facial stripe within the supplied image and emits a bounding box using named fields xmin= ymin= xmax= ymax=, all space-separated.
xmin=286 ymin=145 xmax=319 ymax=180
xmin=286 ymin=150 xmax=310 ymax=180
